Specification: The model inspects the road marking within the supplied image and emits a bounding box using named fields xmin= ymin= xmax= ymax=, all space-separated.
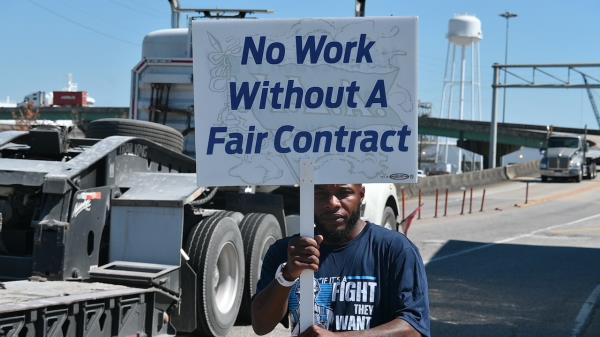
xmin=422 ymin=239 xmax=446 ymax=246
xmin=550 ymin=226 xmax=600 ymax=234
xmin=424 ymin=212 xmax=600 ymax=264
xmin=571 ymin=284 xmax=600 ymax=337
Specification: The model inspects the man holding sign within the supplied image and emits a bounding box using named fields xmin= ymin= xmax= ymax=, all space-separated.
xmin=192 ymin=15 xmax=425 ymax=336
xmin=251 ymin=183 xmax=430 ymax=337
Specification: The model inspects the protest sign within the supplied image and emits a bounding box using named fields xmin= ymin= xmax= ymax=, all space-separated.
xmin=193 ymin=18 xmax=418 ymax=187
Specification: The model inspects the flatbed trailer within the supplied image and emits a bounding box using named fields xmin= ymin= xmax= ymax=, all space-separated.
xmin=0 ymin=120 xmax=400 ymax=337
xmin=1 ymin=280 xmax=174 ymax=337
xmin=0 ymin=123 xmax=289 ymax=336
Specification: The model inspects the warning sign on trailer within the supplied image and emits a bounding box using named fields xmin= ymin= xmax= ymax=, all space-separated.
xmin=192 ymin=17 xmax=418 ymax=186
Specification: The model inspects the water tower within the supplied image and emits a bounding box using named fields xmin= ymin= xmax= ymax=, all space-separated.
xmin=438 ymin=14 xmax=483 ymax=172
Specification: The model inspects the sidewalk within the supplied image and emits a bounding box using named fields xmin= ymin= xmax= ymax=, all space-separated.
xmin=400 ymin=178 xmax=600 ymax=226
xmin=398 ymin=180 xmax=532 ymax=224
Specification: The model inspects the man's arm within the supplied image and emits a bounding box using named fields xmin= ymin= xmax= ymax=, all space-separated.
xmin=299 ymin=318 xmax=422 ymax=337
xmin=386 ymin=241 xmax=430 ymax=337
xmin=251 ymin=235 xmax=323 ymax=335
xmin=251 ymin=276 xmax=293 ymax=335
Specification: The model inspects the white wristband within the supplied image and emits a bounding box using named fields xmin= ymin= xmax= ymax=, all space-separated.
xmin=275 ymin=263 xmax=298 ymax=287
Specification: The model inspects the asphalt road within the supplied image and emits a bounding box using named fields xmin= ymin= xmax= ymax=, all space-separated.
xmin=224 ymin=178 xmax=600 ymax=337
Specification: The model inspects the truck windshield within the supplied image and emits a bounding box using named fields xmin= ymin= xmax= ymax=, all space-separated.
xmin=547 ymin=137 xmax=579 ymax=148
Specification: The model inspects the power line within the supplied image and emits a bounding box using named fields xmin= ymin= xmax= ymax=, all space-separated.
xmin=27 ymin=0 xmax=140 ymax=47
xmin=128 ymin=0 xmax=165 ymax=13
xmin=61 ymin=0 xmax=149 ymax=36
xmin=109 ymin=0 xmax=160 ymax=18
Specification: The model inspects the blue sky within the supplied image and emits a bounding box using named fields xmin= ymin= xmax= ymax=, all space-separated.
xmin=1 ymin=0 xmax=600 ymax=129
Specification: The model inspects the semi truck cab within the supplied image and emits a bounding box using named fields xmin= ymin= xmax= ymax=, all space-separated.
xmin=540 ymin=134 xmax=597 ymax=182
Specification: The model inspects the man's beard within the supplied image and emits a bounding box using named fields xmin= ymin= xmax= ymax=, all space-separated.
xmin=315 ymin=209 xmax=361 ymax=244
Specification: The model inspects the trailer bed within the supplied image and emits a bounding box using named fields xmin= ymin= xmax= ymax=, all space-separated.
xmin=0 ymin=280 xmax=174 ymax=337
xmin=0 ymin=280 xmax=151 ymax=314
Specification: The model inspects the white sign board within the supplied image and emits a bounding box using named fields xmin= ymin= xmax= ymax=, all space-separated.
xmin=193 ymin=17 xmax=418 ymax=186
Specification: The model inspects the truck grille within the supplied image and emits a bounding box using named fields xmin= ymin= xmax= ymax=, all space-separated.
xmin=549 ymin=158 xmax=569 ymax=169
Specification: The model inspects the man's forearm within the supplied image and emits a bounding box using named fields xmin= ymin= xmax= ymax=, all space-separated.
xmin=251 ymin=280 xmax=293 ymax=335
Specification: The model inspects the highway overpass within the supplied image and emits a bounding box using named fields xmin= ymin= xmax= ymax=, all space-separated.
xmin=420 ymin=116 xmax=600 ymax=167
xmin=1 ymin=107 xmax=598 ymax=168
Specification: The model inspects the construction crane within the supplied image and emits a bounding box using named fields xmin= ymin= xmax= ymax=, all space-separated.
xmin=581 ymin=73 xmax=600 ymax=129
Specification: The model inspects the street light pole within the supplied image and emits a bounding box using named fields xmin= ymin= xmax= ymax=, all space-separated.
xmin=500 ymin=11 xmax=517 ymax=123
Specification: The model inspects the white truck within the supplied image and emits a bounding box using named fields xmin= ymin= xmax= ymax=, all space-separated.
xmin=0 ymin=122 xmax=399 ymax=337
xmin=0 ymin=7 xmax=403 ymax=337
xmin=18 ymin=91 xmax=51 ymax=108
xmin=540 ymin=133 xmax=598 ymax=182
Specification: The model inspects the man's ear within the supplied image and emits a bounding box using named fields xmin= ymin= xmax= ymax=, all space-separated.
xmin=359 ymin=184 xmax=365 ymax=201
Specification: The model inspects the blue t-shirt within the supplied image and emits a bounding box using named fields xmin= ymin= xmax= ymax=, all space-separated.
xmin=256 ymin=222 xmax=430 ymax=337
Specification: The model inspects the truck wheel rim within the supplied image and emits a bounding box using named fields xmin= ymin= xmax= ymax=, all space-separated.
xmin=214 ymin=241 xmax=239 ymax=314
xmin=384 ymin=217 xmax=394 ymax=230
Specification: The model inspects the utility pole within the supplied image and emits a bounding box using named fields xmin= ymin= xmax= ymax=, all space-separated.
xmin=489 ymin=64 xmax=500 ymax=168
xmin=499 ymin=11 xmax=517 ymax=123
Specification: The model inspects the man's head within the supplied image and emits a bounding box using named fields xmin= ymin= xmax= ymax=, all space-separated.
xmin=314 ymin=184 xmax=365 ymax=244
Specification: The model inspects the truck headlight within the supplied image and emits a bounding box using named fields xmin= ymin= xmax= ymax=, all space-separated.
xmin=569 ymin=160 xmax=581 ymax=167
xmin=540 ymin=162 xmax=547 ymax=169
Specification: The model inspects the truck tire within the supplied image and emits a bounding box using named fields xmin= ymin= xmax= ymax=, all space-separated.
xmin=541 ymin=175 xmax=548 ymax=182
xmin=586 ymin=165 xmax=596 ymax=180
xmin=575 ymin=168 xmax=582 ymax=183
xmin=584 ymin=166 xmax=590 ymax=180
xmin=86 ymin=118 xmax=184 ymax=153
xmin=381 ymin=206 xmax=398 ymax=232
xmin=203 ymin=210 xmax=244 ymax=225
xmin=237 ymin=213 xmax=282 ymax=323
xmin=185 ymin=214 xmax=245 ymax=337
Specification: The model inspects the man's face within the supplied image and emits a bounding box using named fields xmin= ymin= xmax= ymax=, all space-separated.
xmin=314 ymin=184 xmax=365 ymax=243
